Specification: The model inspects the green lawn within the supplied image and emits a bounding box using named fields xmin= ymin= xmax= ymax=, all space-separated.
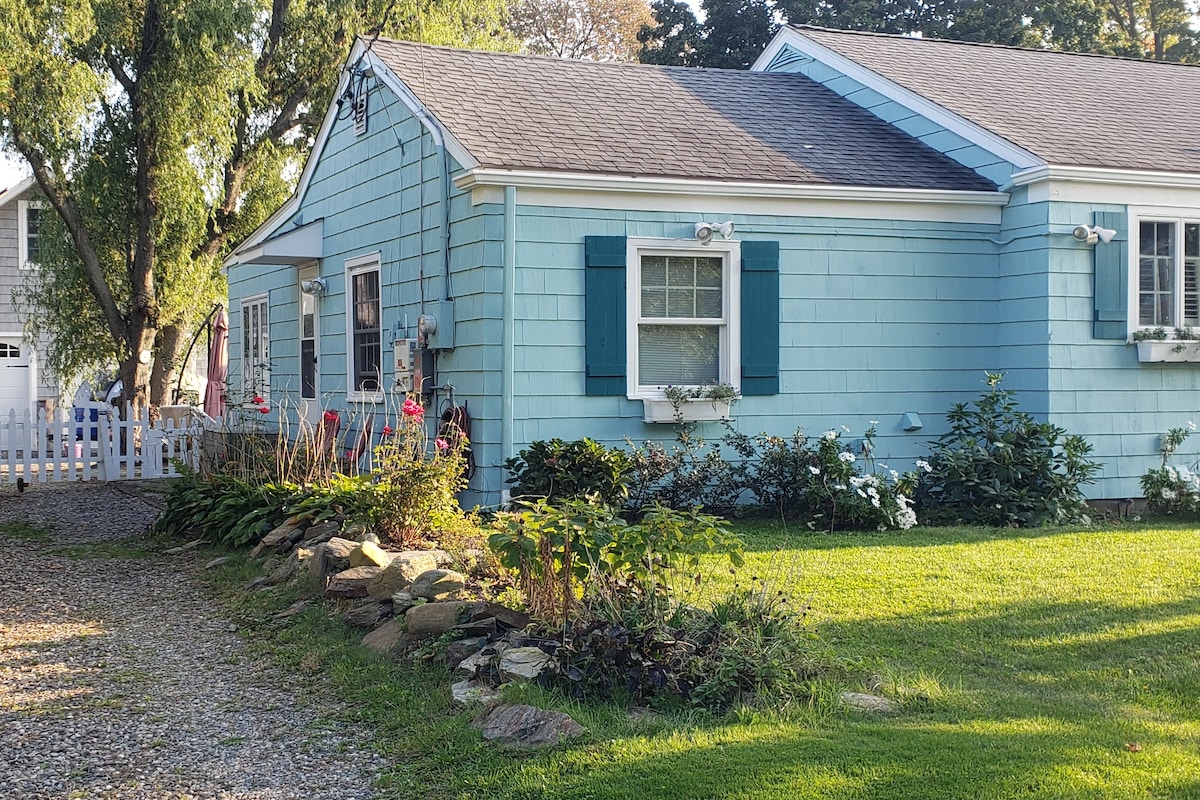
xmin=214 ymin=522 xmax=1200 ymax=800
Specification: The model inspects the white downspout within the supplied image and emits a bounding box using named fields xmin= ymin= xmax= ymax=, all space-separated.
xmin=501 ymin=186 xmax=516 ymax=467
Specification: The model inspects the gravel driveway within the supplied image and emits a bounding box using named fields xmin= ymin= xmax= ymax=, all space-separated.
xmin=0 ymin=482 xmax=381 ymax=800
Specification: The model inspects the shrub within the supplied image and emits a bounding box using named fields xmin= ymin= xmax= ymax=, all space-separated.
xmin=487 ymin=497 xmax=742 ymax=626
xmin=624 ymin=426 xmax=746 ymax=513
xmin=725 ymin=425 xmax=917 ymax=531
xmin=915 ymin=373 xmax=1100 ymax=527
xmin=1140 ymin=423 xmax=1200 ymax=515
xmin=550 ymin=576 xmax=832 ymax=712
xmin=504 ymin=438 xmax=631 ymax=506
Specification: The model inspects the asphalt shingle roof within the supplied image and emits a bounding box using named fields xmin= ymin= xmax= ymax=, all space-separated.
xmin=798 ymin=26 xmax=1200 ymax=174
xmin=371 ymin=39 xmax=997 ymax=191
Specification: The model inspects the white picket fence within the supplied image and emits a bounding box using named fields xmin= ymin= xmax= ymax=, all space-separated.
xmin=0 ymin=403 xmax=205 ymax=484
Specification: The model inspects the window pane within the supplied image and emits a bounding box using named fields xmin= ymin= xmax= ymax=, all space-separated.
xmin=666 ymin=257 xmax=693 ymax=286
xmin=26 ymin=206 xmax=40 ymax=263
xmin=1139 ymin=222 xmax=1175 ymax=326
xmin=1186 ymin=224 xmax=1200 ymax=326
xmin=301 ymin=340 xmax=316 ymax=398
xmin=695 ymin=288 xmax=722 ymax=318
xmin=351 ymin=268 xmax=381 ymax=392
xmin=695 ymin=258 xmax=722 ymax=287
xmin=642 ymin=287 xmax=667 ymax=316
xmin=642 ymin=256 xmax=667 ymax=286
xmin=667 ymin=289 xmax=693 ymax=317
xmin=638 ymin=324 xmax=719 ymax=385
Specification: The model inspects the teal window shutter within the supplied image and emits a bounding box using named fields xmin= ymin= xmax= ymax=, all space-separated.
xmin=1093 ymin=211 xmax=1128 ymax=339
xmin=585 ymin=236 xmax=627 ymax=396
xmin=741 ymin=241 xmax=780 ymax=395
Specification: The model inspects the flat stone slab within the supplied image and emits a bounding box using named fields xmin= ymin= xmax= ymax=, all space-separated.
xmin=840 ymin=691 xmax=900 ymax=714
xmin=474 ymin=703 xmax=584 ymax=748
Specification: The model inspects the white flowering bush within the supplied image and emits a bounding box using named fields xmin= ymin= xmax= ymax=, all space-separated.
xmin=723 ymin=424 xmax=917 ymax=531
xmin=1141 ymin=423 xmax=1200 ymax=515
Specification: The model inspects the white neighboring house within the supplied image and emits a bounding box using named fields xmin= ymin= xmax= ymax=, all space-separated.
xmin=0 ymin=177 xmax=60 ymax=416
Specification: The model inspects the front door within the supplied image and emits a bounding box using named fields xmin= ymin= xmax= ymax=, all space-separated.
xmin=299 ymin=265 xmax=321 ymax=427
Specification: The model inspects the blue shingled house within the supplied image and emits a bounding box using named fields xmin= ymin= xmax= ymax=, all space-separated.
xmin=224 ymin=27 xmax=1200 ymax=506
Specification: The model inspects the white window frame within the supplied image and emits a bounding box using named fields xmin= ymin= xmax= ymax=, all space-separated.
xmin=625 ymin=237 xmax=741 ymax=400
xmin=345 ymin=252 xmax=383 ymax=403
xmin=241 ymin=293 xmax=271 ymax=403
xmin=17 ymin=200 xmax=44 ymax=270
xmin=1127 ymin=207 xmax=1200 ymax=336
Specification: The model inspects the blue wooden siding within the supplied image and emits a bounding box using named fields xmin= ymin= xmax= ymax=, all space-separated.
xmin=508 ymin=204 xmax=1005 ymax=495
xmin=760 ymin=44 xmax=1016 ymax=186
xmin=226 ymin=82 xmax=505 ymax=504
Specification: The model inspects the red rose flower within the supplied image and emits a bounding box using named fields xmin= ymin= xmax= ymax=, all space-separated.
xmin=259 ymin=406 xmax=270 ymax=414
xmin=252 ymin=395 xmax=264 ymax=404
xmin=382 ymin=425 xmax=394 ymax=435
xmin=402 ymin=398 xmax=423 ymax=418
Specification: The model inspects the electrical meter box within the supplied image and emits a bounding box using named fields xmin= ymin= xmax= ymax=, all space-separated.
xmin=394 ymin=338 xmax=417 ymax=392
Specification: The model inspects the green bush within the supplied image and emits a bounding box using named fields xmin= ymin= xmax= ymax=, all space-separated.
xmin=1140 ymin=424 xmax=1200 ymax=515
xmin=722 ymin=425 xmax=917 ymax=531
xmin=504 ymin=438 xmax=631 ymax=506
xmin=487 ymin=497 xmax=742 ymax=625
xmin=916 ymin=374 xmax=1100 ymax=527
xmin=624 ymin=426 xmax=746 ymax=513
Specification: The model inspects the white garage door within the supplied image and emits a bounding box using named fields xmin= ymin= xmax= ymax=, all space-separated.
xmin=0 ymin=338 xmax=31 ymax=413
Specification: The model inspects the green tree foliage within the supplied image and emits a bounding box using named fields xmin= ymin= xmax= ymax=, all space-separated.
xmin=0 ymin=0 xmax=511 ymax=409
xmin=640 ymin=0 xmax=1200 ymax=68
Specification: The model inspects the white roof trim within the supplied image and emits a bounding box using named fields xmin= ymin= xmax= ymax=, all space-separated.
xmin=224 ymin=39 xmax=474 ymax=270
xmin=224 ymin=218 xmax=324 ymax=267
xmin=0 ymin=176 xmax=37 ymax=209
xmin=1010 ymin=164 xmax=1200 ymax=190
xmin=753 ymin=28 xmax=1045 ymax=172
xmin=455 ymin=168 xmax=1010 ymax=207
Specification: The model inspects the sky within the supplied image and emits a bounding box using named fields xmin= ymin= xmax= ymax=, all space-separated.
xmin=0 ymin=153 xmax=28 ymax=190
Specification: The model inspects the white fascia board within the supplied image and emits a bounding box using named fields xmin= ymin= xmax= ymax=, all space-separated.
xmin=358 ymin=50 xmax=478 ymax=172
xmin=753 ymin=28 xmax=1044 ymax=172
xmin=224 ymin=218 xmax=323 ymax=267
xmin=1013 ymin=164 xmax=1200 ymax=205
xmin=0 ymin=176 xmax=38 ymax=210
xmin=456 ymin=169 xmax=1009 ymax=224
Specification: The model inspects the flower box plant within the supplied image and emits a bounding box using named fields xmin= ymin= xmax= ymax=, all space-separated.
xmin=642 ymin=383 xmax=739 ymax=424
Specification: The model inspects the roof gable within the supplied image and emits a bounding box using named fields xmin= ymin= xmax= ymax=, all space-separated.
xmin=785 ymin=26 xmax=1200 ymax=176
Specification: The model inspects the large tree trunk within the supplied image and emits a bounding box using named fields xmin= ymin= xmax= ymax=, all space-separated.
xmin=150 ymin=323 xmax=185 ymax=407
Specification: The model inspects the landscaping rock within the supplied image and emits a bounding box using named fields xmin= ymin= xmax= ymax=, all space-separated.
xmin=390 ymin=591 xmax=418 ymax=614
xmin=480 ymin=602 xmax=531 ymax=631
xmin=342 ymin=601 xmax=388 ymax=629
xmin=361 ymin=619 xmax=407 ymax=655
xmin=405 ymin=600 xmax=486 ymax=638
xmin=306 ymin=542 xmax=329 ymax=580
xmin=409 ymin=569 xmax=465 ymax=601
xmin=447 ymin=636 xmax=489 ymax=668
xmin=324 ymin=537 xmax=358 ymax=572
xmin=272 ymin=600 xmax=309 ymax=620
xmin=266 ymin=550 xmax=302 ymax=585
xmin=365 ymin=551 xmax=439 ymax=600
xmin=325 ymin=566 xmax=382 ymax=599
xmin=203 ymin=556 xmax=232 ymax=570
xmin=498 ymin=647 xmax=555 ymax=682
xmin=300 ymin=519 xmax=340 ymax=545
xmin=840 ymin=692 xmax=900 ymax=714
xmin=456 ymin=616 xmax=497 ymax=636
xmin=474 ymin=704 xmax=584 ymax=748
xmin=164 ymin=539 xmax=204 ymax=555
xmin=456 ymin=648 xmax=497 ymax=676
xmin=350 ymin=540 xmax=394 ymax=569
xmin=250 ymin=516 xmax=306 ymax=557
xmin=451 ymin=680 xmax=501 ymax=706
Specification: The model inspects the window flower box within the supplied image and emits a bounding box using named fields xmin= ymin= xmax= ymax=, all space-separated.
xmin=642 ymin=397 xmax=733 ymax=423
xmin=1136 ymin=340 xmax=1200 ymax=363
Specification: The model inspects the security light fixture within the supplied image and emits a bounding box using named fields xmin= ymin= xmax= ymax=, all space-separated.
xmin=1072 ymin=224 xmax=1117 ymax=245
xmin=301 ymin=277 xmax=328 ymax=296
xmin=694 ymin=220 xmax=735 ymax=244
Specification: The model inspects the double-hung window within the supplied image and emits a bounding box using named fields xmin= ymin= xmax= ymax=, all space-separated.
xmin=626 ymin=238 xmax=740 ymax=397
xmin=346 ymin=253 xmax=382 ymax=401
xmin=1133 ymin=213 xmax=1200 ymax=331
xmin=18 ymin=200 xmax=43 ymax=269
xmin=241 ymin=294 xmax=270 ymax=402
